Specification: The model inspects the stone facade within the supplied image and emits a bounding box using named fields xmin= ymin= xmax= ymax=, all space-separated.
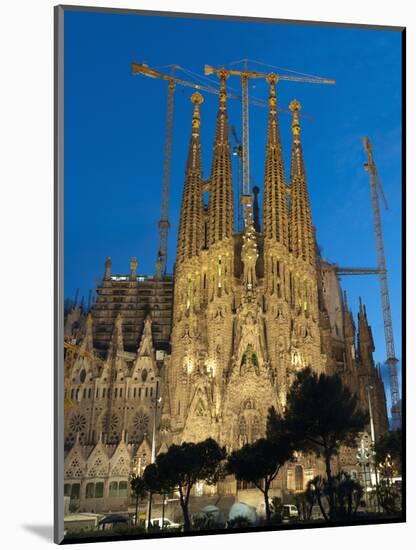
xmin=63 ymin=73 xmax=388 ymax=514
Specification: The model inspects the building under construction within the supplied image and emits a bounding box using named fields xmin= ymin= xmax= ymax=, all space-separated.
xmin=63 ymin=65 xmax=391 ymax=516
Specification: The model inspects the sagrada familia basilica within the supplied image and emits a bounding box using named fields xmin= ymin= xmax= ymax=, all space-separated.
xmin=63 ymin=70 xmax=388 ymax=514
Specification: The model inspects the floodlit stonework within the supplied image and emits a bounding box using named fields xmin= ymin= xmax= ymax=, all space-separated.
xmin=63 ymin=73 xmax=388 ymax=515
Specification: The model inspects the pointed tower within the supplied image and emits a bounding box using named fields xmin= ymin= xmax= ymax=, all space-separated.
xmin=357 ymin=298 xmax=375 ymax=369
xmin=176 ymin=92 xmax=204 ymax=266
xmin=169 ymin=94 xmax=209 ymax=437
xmin=287 ymin=99 xmax=322 ymax=376
xmin=208 ymin=69 xmax=234 ymax=247
xmin=263 ymin=74 xmax=288 ymax=247
xmin=341 ymin=291 xmax=360 ymax=396
xmin=289 ymin=99 xmax=315 ymax=266
xmin=108 ymin=313 xmax=124 ymax=359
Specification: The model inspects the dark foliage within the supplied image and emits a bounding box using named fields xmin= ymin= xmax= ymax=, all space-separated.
xmin=144 ymin=437 xmax=226 ymax=531
xmin=281 ymin=368 xmax=368 ymax=520
xmin=227 ymin=433 xmax=293 ymax=522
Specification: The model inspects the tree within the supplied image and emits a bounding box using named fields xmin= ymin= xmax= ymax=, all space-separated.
xmin=333 ymin=472 xmax=364 ymax=520
xmin=143 ymin=462 xmax=175 ymax=530
xmin=374 ymin=429 xmax=402 ymax=514
xmin=227 ymin=437 xmax=292 ymax=522
xmin=306 ymin=476 xmax=328 ymax=521
xmin=144 ymin=438 xmax=226 ymax=531
xmin=374 ymin=429 xmax=402 ymax=475
xmin=305 ymin=472 xmax=363 ymax=522
xmin=283 ymin=368 xmax=368 ymax=521
xmin=129 ymin=473 xmax=147 ymax=526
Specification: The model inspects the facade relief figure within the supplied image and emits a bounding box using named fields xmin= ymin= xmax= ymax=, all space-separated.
xmin=240 ymin=345 xmax=260 ymax=376
xmin=241 ymin=208 xmax=259 ymax=292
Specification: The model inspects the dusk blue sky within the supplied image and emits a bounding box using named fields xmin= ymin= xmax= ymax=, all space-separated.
xmin=64 ymin=10 xmax=402 ymax=415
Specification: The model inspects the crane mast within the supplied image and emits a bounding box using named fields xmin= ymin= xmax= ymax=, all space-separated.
xmin=363 ymin=137 xmax=401 ymax=428
xmin=231 ymin=125 xmax=244 ymax=231
xmin=157 ymin=77 xmax=175 ymax=277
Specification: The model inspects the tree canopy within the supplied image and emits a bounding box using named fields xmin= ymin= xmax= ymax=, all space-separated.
xmin=227 ymin=413 xmax=293 ymax=522
xmin=144 ymin=437 xmax=226 ymax=531
xmin=284 ymin=368 xmax=368 ymax=458
xmin=280 ymin=368 xmax=368 ymax=521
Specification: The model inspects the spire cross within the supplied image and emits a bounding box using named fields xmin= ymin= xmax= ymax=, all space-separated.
xmin=217 ymin=68 xmax=229 ymax=111
xmin=266 ymin=73 xmax=279 ymax=114
xmin=289 ymin=99 xmax=302 ymax=143
xmin=191 ymin=92 xmax=204 ymax=134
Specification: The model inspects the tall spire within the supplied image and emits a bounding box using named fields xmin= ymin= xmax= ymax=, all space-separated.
xmin=176 ymin=92 xmax=204 ymax=265
xmin=342 ymin=290 xmax=355 ymax=340
xmin=357 ymin=298 xmax=375 ymax=365
xmin=208 ymin=69 xmax=234 ymax=246
xmin=289 ymin=99 xmax=315 ymax=265
xmin=263 ymin=74 xmax=288 ymax=246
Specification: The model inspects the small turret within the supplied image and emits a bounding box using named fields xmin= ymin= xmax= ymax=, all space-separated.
xmin=357 ymin=297 xmax=375 ymax=367
xmin=104 ymin=257 xmax=112 ymax=280
xmin=130 ymin=257 xmax=138 ymax=281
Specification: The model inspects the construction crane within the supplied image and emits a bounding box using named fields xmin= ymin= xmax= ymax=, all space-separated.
xmin=205 ymin=61 xmax=335 ymax=218
xmin=131 ymin=62 xmax=280 ymax=276
xmin=363 ymin=137 xmax=401 ymax=428
xmin=231 ymin=125 xmax=244 ymax=231
xmin=131 ymin=62 xmax=312 ymax=274
xmin=335 ymin=267 xmax=386 ymax=276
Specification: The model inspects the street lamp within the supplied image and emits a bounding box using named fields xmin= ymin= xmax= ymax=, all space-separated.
xmin=147 ymin=382 xmax=162 ymax=531
xmin=365 ymin=383 xmax=380 ymax=511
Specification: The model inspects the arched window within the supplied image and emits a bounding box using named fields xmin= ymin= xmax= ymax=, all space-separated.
xmin=70 ymin=484 xmax=80 ymax=500
xmin=86 ymin=482 xmax=95 ymax=499
xmin=95 ymin=482 xmax=104 ymax=498
xmin=239 ymin=417 xmax=247 ymax=440
xmin=109 ymin=481 xmax=118 ymax=497
xmin=119 ymin=481 xmax=128 ymax=497
xmin=252 ymin=416 xmax=261 ymax=441
xmin=295 ymin=465 xmax=304 ymax=491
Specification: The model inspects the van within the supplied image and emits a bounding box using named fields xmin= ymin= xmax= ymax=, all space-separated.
xmin=283 ymin=505 xmax=299 ymax=519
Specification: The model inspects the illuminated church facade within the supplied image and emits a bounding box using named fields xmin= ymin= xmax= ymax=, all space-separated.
xmin=63 ymin=71 xmax=388 ymax=513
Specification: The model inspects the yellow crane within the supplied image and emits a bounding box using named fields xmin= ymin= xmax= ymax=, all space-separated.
xmin=204 ymin=60 xmax=336 ymax=216
xmin=363 ymin=137 xmax=401 ymax=428
xmin=131 ymin=62 xmax=294 ymax=275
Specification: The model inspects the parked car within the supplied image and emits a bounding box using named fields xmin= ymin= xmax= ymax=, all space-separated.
xmin=146 ymin=517 xmax=181 ymax=529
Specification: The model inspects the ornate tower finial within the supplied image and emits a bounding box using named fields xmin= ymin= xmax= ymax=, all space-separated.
xmin=289 ymin=99 xmax=301 ymax=143
xmin=266 ymin=73 xmax=279 ymax=113
xmin=104 ymin=256 xmax=112 ymax=280
xmin=191 ymin=92 xmax=204 ymax=133
xmin=218 ymin=68 xmax=229 ymax=112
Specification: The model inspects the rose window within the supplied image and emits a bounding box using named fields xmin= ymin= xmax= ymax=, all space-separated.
xmin=70 ymin=413 xmax=87 ymax=433
xmin=133 ymin=411 xmax=149 ymax=434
